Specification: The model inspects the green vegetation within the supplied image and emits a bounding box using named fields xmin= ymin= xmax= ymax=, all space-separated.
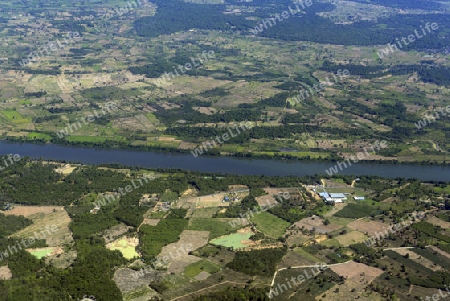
xmin=251 ymin=212 xmax=290 ymax=238
xmin=210 ymin=232 xmax=253 ymax=249
xmin=226 ymin=247 xmax=287 ymax=277
xmin=334 ymin=203 xmax=377 ymax=219
xmin=139 ymin=211 xmax=189 ymax=261
xmin=184 ymin=259 xmax=220 ymax=278
xmin=188 ymin=218 xmax=238 ymax=239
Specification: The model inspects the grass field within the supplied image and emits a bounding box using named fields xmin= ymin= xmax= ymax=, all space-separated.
xmin=1 ymin=110 xmax=31 ymax=123
xmin=29 ymin=248 xmax=55 ymax=259
xmin=184 ymin=259 xmax=220 ymax=278
xmin=106 ymin=237 xmax=139 ymax=260
xmin=209 ymin=233 xmax=253 ymax=249
xmin=188 ymin=218 xmax=238 ymax=239
xmin=251 ymin=211 xmax=290 ymax=238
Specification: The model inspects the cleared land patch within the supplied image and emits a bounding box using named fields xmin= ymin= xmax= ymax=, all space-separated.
xmin=335 ymin=231 xmax=368 ymax=246
xmin=294 ymin=215 xmax=342 ymax=234
xmin=106 ymin=236 xmax=139 ymax=260
xmin=347 ymin=219 xmax=388 ymax=236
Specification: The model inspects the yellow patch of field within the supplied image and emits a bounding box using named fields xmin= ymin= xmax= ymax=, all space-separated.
xmin=54 ymin=164 xmax=78 ymax=175
xmin=195 ymin=193 xmax=230 ymax=208
xmin=106 ymin=236 xmax=139 ymax=260
xmin=335 ymin=231 xmax=368 ymax=246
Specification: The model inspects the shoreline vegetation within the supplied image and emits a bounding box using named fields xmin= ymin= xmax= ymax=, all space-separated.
xmin=3 ymin=136 xmax=450 ymax=167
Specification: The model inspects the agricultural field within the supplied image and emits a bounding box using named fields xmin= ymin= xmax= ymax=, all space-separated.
xmin=0 ymin=158 xmax=448 ymax=300
xmin=250 ymin=211 xmax=290 ymax=238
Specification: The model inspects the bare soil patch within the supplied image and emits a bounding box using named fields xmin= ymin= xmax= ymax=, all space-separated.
xmin=1 ymin=206 xmax=64 ymax=217
xmin=195 ymin=193 xmax=230 ymax=208
xmin=0 ymin=266 xmax=12 ymax=280
xmin=427 ymin=216 xmax=450 ymax=229
xmin=114 ymin=267 xmax=160 ymax=294
xmin=157 ymin=230 xmax=209 ymax=274
xmin=193 ymin=107 xmax=217 ymax=115
xmin=335 ymin=231 xmax=368 ymax=246
xmin=330 ymin=261 xmax=384 ymax=282
xmin=347 ymin=219 xmax=388 ymax=236
xmin=101 ymin=223 xmax=134 ymax=243
xmin=11 ymin=208 xmax=73 ymax=247
xmin=294 ymin=216 xmax=342 ymax=234
xmin=141 ymin=218 xmax=160 ymax=226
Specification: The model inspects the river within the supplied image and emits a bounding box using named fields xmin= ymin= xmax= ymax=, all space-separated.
xmin=1 ymin=141 xmax=449 ymax=181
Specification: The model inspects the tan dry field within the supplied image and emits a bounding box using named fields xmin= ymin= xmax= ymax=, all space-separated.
xmin=102 ymin=223 xmax=134 ymax=243
xmin=114 ymin=267 xmax=160 ymax=295
xmin=285 ymin=230 xmax=310 ymax=247
xmin=347 ymin=219 xmax=388 ymax=236
xmin=54 ymin=164 xmax=78 ymax=175
xmin=0 ymin=266 xmax=12 ymax=280
xmin=394 ymin=249 xmax=444 ymax=271
xmin=255 ymin=195 xmax=278 ymax=207
xmin=429 ymin=246 xmax=450 ymax=260
xmin=330 ymin=261 xmax=384 ymax=282
xmin=294 ymin=216 xmax=342 ymax=234
xmin=228 ymin=185 xmax=249 ymax=191
xmin=157 ymin=230 xmax=210 ymax=274
xmin=193 ymin=107 xmax=217 ymax=115
xmin=409 ymin=285 xmax=444 ymax=299
xmin=195 ymin=271 xmax=211 ymax=281
xmin=9 ymin=207 xmax=73 ymax=247
xmin=195 ymin=193 xmax=230 ymax=208
xmin=1 ymin=205 xmax=63 ymax=217
xmin=141 ymin=218 xmax=160 ymax=226
xmin=426 ymin=216 xmax=450 ymax=229
xmin=335 ymin=231 xmax=368 ymax=247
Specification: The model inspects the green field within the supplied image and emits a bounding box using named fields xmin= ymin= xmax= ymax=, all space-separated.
xmin=188 ymin=218 xmax=238 ymax=239
xmin=209 ymin=232 xmax=252 ymax=249
xmin=29 ymin=248 xmax=55 ymax=259
xmin=1 ymin=110 xmax=31 ymax=123
xmin=184 ymin=259 xmax=220 ymax=278
xmin=250 ymin=211 xmax=290 ymax=238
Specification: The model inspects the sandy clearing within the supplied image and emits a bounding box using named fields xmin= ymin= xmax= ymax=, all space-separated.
xmin=294 ymin=216 xmax=342 ymax=234
xmin=347 ymin=219 xmax=388 ymax=236
xmin=330 ymin=261 xmax=384 ymax=282
xmin=157 ymin=230 xmax=209 ymax=274
xmin=0 ymin=266 xmax=12 ymax=280
xmin=1 ymin=206 xmax=64 ymax=217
